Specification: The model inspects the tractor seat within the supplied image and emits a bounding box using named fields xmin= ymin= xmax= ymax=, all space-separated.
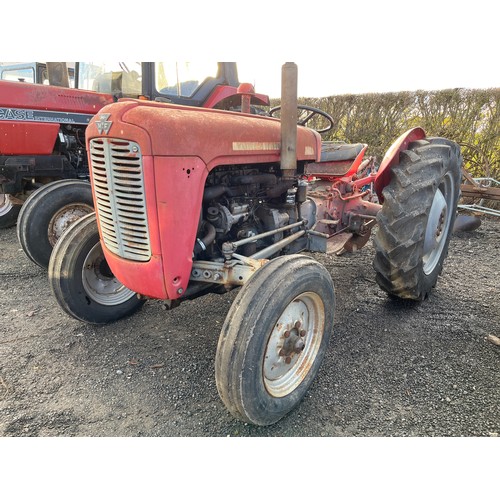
xmin=320 ymin=142 xmax=365 ymax=162
xmin=305 ymin=142 xmax=366 ymax=177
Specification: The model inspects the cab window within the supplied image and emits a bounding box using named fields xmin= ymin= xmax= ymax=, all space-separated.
xmin=1 ymin=67 xmax=35 ymax=83
xmin=155 ymin=62 xmax=218 ymax=97
xmin=78 ymin=62 xmax=142 ymax=96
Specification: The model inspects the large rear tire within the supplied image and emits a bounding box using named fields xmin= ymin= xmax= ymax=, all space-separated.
xmin=373 ymin=137 xmax=462 ymax=300
xmin=48 ymin=212 xmax=144 ymax=324
xmin=0 ymin=194 xmax=22 ymax=229
xmin=17 ymin=179 xmax=94 ymax=269
xmin=215 ymin=255 xmax=335 ymax=426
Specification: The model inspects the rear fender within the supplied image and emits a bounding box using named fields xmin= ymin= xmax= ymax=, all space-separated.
xmin=374 ymin=127 xmax=426 ymax=201
xmin=202 ymin=84 xmax=270 ymax=109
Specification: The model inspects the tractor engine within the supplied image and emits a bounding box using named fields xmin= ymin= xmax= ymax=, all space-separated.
xmin=193 ymin=164 xmax=314 ymax=263
xmin=56 ymin=124 xmax=89 ymax=177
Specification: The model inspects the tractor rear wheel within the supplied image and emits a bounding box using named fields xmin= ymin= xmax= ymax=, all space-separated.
xmin=17 ymin=179 xmax=94 ymax=269
xmin=215 ymin=255 xmax=335 ymax=426
xmin=49 ymin=212 xmax=144 ymax=324
xmin=0 ymin=194 xmax=22 ymax=229
xmin=373 ymin=137 xmax=462 ymax=300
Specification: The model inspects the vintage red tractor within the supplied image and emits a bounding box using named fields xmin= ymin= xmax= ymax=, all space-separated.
xmin=48 ymin=63 xmax=462 ymax=425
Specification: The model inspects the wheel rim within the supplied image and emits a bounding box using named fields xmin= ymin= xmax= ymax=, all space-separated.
xmin=0 ymin=194 xmax=14 ymax=217
xmin=423 ymin=172 xmax=455 ymax=275
xmin=48 ymin=203 xmax=94 ymax=246
xmin=82 ymin=242 xmax=136 ymax=306
xmin=263 ymin=292 xmax=325 ymax=398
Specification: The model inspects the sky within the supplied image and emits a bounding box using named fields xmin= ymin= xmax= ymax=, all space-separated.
xmin=3 ymin=1 xmax=498 ymax=98
xmin=238 ymin=57 xmax=500 ymax=98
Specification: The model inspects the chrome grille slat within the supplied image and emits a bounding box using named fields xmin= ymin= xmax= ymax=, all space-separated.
xmin=90 ymin=138 xmax=151 ymax=262
xmin=98 ymin=213 xmax=115 ymax=224
xmin=114 ymin=193 xmax=144 ymax=200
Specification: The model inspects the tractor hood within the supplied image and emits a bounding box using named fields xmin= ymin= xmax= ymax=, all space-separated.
xmin=0 ymin=80 xmax=113 ymax=115
xmin=86 ymin=99 xmax=322 ymax=167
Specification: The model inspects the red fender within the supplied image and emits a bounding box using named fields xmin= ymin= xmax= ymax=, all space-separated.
xmin=374 ymin=127 xmax=426 ymax=201
xmin=202 ymin=84 xmax=270 ymax=109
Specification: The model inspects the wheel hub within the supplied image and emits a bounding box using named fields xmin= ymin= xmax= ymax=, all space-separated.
xmin=423 ymin=172 xmax=455 ymax=275
xmin=48 ymin=203 xmax=94 ymax=246
xmin=278 ymin=321 xmax=307 ymax=364
xmin=82 ymin=242 xmax=136 ymax=306
xmin=263 ymin=292 xmax=324 ymax=398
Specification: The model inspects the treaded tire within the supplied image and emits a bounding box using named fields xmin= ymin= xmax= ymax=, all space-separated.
xmin=17 ymin=180 xmax=94 ymax=269
xmin=49 ymin=212 xmax=144 ymax=324
xmin=215 ymin=254 xmax=335 ymax=426
xmin=0 ymin=194 xmax=21 ymax=229
xmin=373 ymin=137 xmax=462 ymax=300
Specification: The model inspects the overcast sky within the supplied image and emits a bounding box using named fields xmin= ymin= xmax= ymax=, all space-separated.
xmin=2 ymin=0 xmax=498 ymax=99
xmin=4 ymin=1 xmax=498 ymax=98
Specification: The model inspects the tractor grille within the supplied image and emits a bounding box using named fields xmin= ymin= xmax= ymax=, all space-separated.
xmin=89 ymin=138 xmax=151 ymax=262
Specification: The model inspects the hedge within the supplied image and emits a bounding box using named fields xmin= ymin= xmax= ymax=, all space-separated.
xmin=271 ymin=88 xmax=500 ymax=181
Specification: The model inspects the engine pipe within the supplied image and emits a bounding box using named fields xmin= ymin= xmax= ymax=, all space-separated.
xmin=221 ymin=220 xmax=306 ymax=261
xmin=193 ymin=221 xmax=217 ymax=255
xmin=230 ymin=220 xmax=304 ymax=248
xmin=280 ymin=62 xmax=298 ymax=179
xmin=250 ymin=230 xmax=306 ymax=260
xmin=46 ymin=62 xmax=70 ymax=88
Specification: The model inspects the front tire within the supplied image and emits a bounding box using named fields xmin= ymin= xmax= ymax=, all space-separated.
xmin=373 ymin=137 xmax=462 ymax=300
xmin=215 ymin=255 xmax=335 ymax=426
xmin=0 ymin=194 xmax=22 ymax=229
xmin=48 ymin=212 xmax=144 ymax=324
xmin=17 ymin=179 xmax=94 ymax=269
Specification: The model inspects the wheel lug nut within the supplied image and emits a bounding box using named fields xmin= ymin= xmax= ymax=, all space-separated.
xmin=294 ymin=321 xmax=301 ymax=329
xmin=284 ymin=330 xmax=290 ymax=338
xmin=285 ymin=357 xmax=292 ymax=364
xmin=299 ymin=330 xmax=306 ymax=337
xmin=279 ymin=349 xmax=286 ymax=357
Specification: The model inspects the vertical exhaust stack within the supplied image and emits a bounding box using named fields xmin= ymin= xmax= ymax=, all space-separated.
xmin=280 ymin=62 xmax=298 ymax=179
xmin=46 ymin=62 xmax=70 ymax=88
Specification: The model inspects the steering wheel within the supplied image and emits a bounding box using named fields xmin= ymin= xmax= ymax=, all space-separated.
xmin=269 ymin=105 xmax=334 ymax=134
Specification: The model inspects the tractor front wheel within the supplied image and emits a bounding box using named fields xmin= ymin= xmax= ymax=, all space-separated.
xmin=373 ymin=137 xmax=462 ymax=300
xmin=49 ymin=213 xmax=144 ymax=324
xmin=17 ymin=179 xmax=94 ymax=269
xmin=215 ymin=255 xmax=335 ymax=426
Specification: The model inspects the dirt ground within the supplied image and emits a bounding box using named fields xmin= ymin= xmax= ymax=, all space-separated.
xmin=0 ymin=216 xmax=499 ymax=437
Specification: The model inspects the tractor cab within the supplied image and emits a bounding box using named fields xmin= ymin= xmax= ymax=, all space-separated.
xmin=0 ymin=62 xmax=75 ymax=87
xmin=76 ymin=62 xmax=270 ymax=109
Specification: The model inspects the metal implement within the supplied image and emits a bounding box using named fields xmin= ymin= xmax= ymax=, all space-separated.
xmin=458 ymin=175 xmax=500 ymax=217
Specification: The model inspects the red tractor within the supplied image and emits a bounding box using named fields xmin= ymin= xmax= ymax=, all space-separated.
xmin=0 ymin=62 xmax=268 ymax=269
xmin=48 ymin=63 xmax=462 ymax=426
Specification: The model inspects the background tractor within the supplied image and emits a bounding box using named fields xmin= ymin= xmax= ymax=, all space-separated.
xmin=48 ymin=63 xmax=463 ymax=425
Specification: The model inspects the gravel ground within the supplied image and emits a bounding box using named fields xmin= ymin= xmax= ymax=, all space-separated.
xmin=0 ymin=217 xmax=499 ymax=437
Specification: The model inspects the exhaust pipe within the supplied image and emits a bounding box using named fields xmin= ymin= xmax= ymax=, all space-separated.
xmin=46 ymin=62 xmax=70 ymax=88
xmin=280 ymin=62 xmax=298 ymax=179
